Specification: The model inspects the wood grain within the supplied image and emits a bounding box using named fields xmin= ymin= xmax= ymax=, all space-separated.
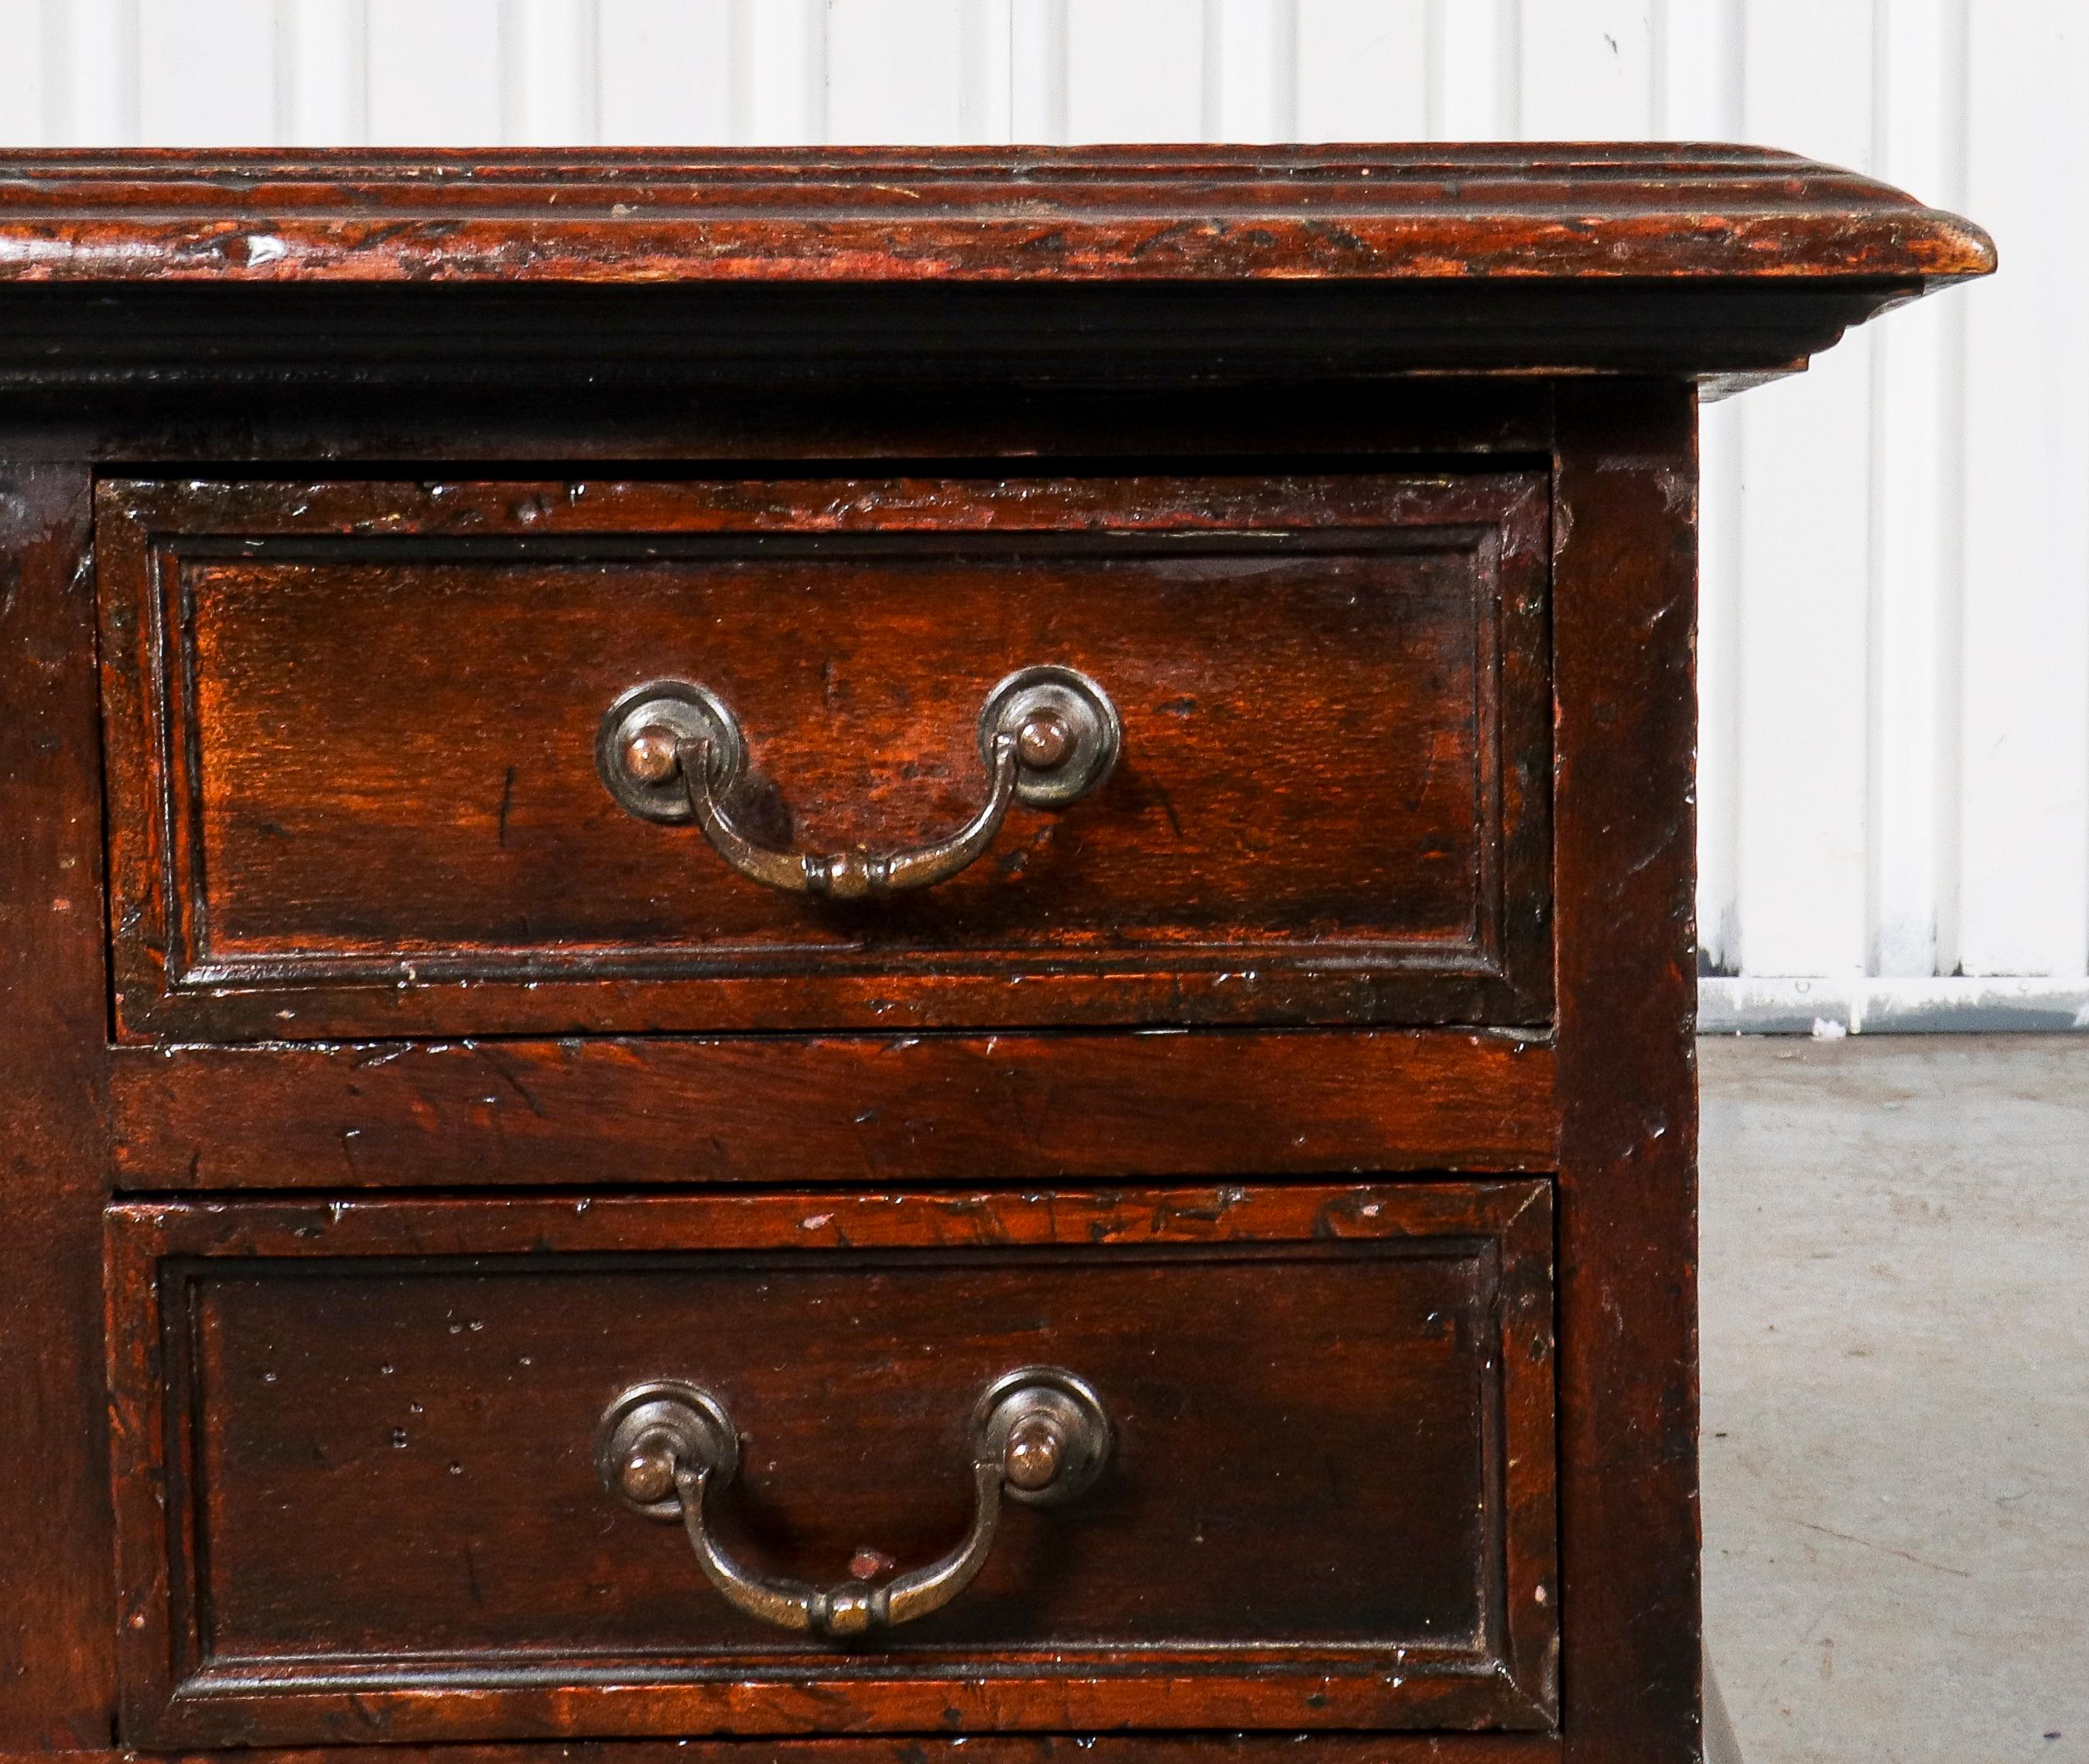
xmin=1551 ymin=381 xmax=1703 ymax=1763
xmin=0 ymin=454 xmax=114 ymax=1752
xmin=106 ymin=1183 xmax=1557 ymax=1745
xmin=0 ymin=144 xmax=1978 ymax=1764
xmin=0 ymin=1740 xmax=1559 ymax=1764
xmin=0 ymin=149 xmax=1993 ymax=398
xmin=0 ymin=145 xmax=1995 ymax=285
xmin=98 ymin=471 xmax=1552 ymax=1041
xmin=110 ymin=1030 xmax=1557 ymax=1189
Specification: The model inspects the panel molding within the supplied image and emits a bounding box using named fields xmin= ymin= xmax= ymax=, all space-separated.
xmin=97 ymin=471 xmax=1553 ymax=1042
xmin=106 ymin=1182 xmax=1558 ymax=1745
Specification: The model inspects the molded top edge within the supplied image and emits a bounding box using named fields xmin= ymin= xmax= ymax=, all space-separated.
xmin=0 ymin=143 xmax=1995 ymax=287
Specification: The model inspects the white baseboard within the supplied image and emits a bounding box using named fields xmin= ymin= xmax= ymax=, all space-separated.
xmin=1699 ymin=976 xmax=2089 ymax=1034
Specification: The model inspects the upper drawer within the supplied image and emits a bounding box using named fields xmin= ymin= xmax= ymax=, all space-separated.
xmin=98 ymin=471 xmax=1551 ymax=1041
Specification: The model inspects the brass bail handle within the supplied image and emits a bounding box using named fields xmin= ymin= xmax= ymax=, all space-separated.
xmin=596 ymin=665 xmax=1120 ymax=899
xmin=595 ymin=1368 xmax=1111 ymax=1639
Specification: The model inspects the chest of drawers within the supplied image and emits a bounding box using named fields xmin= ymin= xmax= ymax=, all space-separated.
xmin=0 ymin=146 xmax=1988 ymax=1764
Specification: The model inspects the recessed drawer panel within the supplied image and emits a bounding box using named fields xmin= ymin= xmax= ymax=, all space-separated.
xmin=107 ymin=1182 xmax=1558 ymax=1745
xmin=98 ymin=473 xmax=1551 ymax=1040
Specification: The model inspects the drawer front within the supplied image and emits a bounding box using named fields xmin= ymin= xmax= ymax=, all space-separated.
xmin=107 ymin=1183 xmax=1558 ymax=1745
xmin=99 ymin=472 xmax=1551 ymax=1041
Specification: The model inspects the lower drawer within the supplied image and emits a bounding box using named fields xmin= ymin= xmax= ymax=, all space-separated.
xmin=106 ymin=1182 xmax=1557 ymax=1746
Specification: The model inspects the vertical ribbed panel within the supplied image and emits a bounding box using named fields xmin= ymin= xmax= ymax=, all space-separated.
xmin=1733 ymin=0 xmax=1877 ymax=979
xmin=1958 ymin=5 xmax=2089 ymax=977
xmin=1869 ymin=0 xmax=1955 ymax=979
xmin=9 ymin=0 xmax=2075 ymax=987
xmin=279 ymin=0 xmax=369 ymax=147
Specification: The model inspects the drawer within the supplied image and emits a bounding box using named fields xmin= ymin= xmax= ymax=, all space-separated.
xmin=107 ymin=1182 xmax=1558 ymax=1745
xmin=98 ymin=471 xmax=1552 ymax=1041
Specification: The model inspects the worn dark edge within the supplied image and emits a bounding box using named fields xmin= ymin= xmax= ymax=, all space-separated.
xmin=0 ymin=144 xmax=1998 ymax=287
xmin=1549 ymin=381 xmax=1702 ymax=1762
xmin=0 ymin=453 xmax=115 ymax=1751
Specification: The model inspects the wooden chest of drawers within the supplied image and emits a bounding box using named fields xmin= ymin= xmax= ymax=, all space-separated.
xmin=0 ymin=146 xmax=1989 ymax=1764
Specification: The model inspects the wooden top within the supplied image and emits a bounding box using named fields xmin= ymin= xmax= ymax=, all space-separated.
xmin=0 ymin=143 xmax=1992 ymax=287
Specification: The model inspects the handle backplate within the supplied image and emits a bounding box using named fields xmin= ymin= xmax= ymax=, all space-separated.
xmin=594 ymin=681 xmax=746 ymax=827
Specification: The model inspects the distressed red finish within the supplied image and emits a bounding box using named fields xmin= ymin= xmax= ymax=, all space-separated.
xmin=0 ymin=145 xmax=1993 ymax=285
xmin=108 ymin=1031 xmax=1560 ymax=1189
xmin=0 ymin=145 xmax=1989 ymax=1764
xmin=0 ymin=147 xmax=1996 ymax=396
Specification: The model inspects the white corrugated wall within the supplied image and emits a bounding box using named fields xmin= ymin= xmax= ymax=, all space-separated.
xmin=2 ymin=0 xmax=2084 ymax=1028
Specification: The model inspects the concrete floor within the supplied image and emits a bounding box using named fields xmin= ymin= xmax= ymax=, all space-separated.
xmin=1701 ymin=1035 xmax=2089 ymax=1763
